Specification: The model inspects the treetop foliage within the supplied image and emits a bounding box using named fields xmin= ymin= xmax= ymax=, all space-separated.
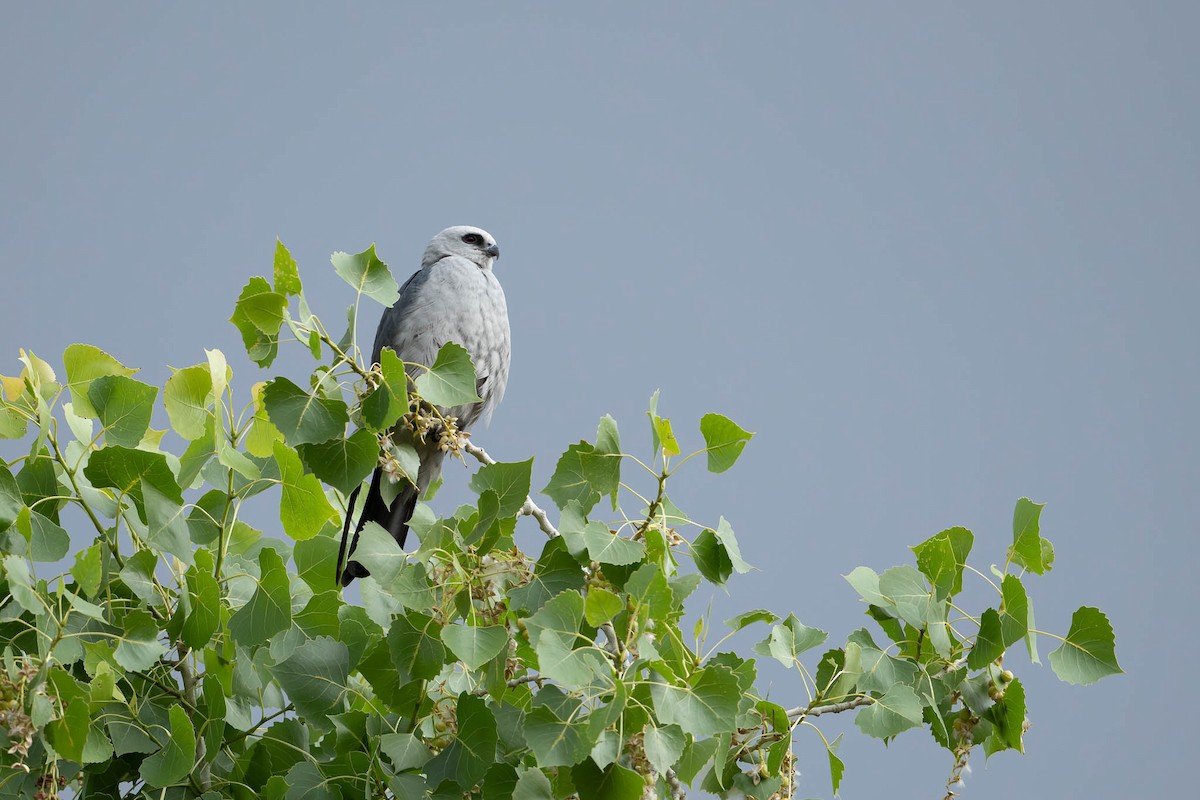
xmin=0 ymin=241 xmax=1119 ymax=798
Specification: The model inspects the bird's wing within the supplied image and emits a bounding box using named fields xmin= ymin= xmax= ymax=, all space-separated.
xmin=370 ymin=267 xmax=441 ymax=369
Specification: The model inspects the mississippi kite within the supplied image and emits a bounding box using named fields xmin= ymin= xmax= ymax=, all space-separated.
xmin=338 ymin=225 xmax=511 ymax=586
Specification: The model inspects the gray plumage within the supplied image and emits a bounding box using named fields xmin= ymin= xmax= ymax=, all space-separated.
xmin=340 ymin=226 xmax=511 ymax=586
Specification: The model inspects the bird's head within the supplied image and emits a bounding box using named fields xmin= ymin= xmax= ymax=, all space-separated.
xmin=422 ymin=225 xmax=500 ymax=270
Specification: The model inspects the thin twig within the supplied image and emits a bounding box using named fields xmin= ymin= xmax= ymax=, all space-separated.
xmin=665 ymin=768 xmax=686 ymax=799
xmin=472 ymin=674 xmax=546 ymax=696
xmin=786 ymin=695 xmax=873 ymax=721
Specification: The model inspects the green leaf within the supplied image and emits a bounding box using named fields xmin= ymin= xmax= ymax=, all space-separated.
xmin=270 ymin=636 xmax=350 ymax=721
xmin=63 ymin=343 xmax=137 ymax=418
xmin=413 ymin=341 xmax=482 ymax=408
xmin=542 ymin=442 xmax=602 ymax=513
xmin=523 ymin=706 xmax=593 ymax=767
xmin=984 ymin=676 xmax=1027 ymax=753
xmin=139 ymin=704 xmax=196 ymax=787
xmin=83 ymin=445 xmax=183 ymax=509
xmin=119 ymin=549 xmax=163 ymax=606
xmin=650 ymin=666 xmax=741 ymax=738
xmin=245 ymin=382 xmax=283 ymax=457
xmin=163 ymin=364 xmax=213 ymax=441
xmin=536 ymin=630 xmax=608 ymax=687
xmin=297 ymin=428 xmax=377 ymax=495
xmin=3 ymin=554 xmax=41 ymax=613
xmin=230 ymin=275 xmax=287 ymax=367
xmin=911 ymin=526 xmax=974 ymax=599
xmin=115 ymin=609 xmax=167 ymax=671
xmin=1048 ymin=606 xmax=1122 ymax=685
xmin=559 ymin=502 xmax=645 ymax=566
xmin=652 ymin=415 xmax=679 ymax=456
xmin=712 ymin=517 xmax=752 ymax=573
xmin=469 ymin=458 xmax=533 ymax=518
xmin=284 ymin=762 xmax=334 ymax=800
xmin=380 ymin=732 xmax=433 ymax=772
xmin=724 ymin=609 xmax=779 ymax=632
xmin=16 ymin=453 xmax=62 ymax=521
xmin=48 ymin=700 xmax=91 ymax=762
xmin=572 ymin=759 xmax=644 ymax=800
xmin=699 ymin=413 xmax=753 ymax=473
xmin=72 ymin=543 xmax=103 ymax=597
xmin=182 ymin=557 xmax=221 ymax=650
xmin=525 ymin=589 xmax=584 ymax=649
xmin=363 ymin=347 xmax=409 ymax=431
xmin=584 ymin=587 xmax=624 ymax=626
xmin=388 ymin=612 xmax=448 ymax=683
xmin=88 ymin=375 xmax=158 ymax=447
xmin=642 ymin=723 xmax=686 ymax=776
xmin=999 ymin=574 xmax=1029 ymax=647
xmin=294 ymin=528 xmax=339 ymax=592
xmin=854 ymin=684 xmax=923 ymax=739
xmin=274 ymin=239 xmax=302 ymax=296
xmin=692 ymin=527 xmax=732 ymax=585
xmin=753 ymin=613 xmax=828 ymax=666
xmin=425 ymin=693 xmax=498 ymax=788
xmin=25 ymin=509 xmax=70 ymax=562
xmin=0 ymin=462 xmax=24 ymax=532
xmin=331 ymin=244 xmax=401 ymax=306
xmin=262 ymin=377 xmax=349 ymax=446
xmin=351 ymin=521 xmax=407 ymax=585
xmin=143 ymin=482 xmax=195 ymax=566
xmin=968 ymin=608 xmax=1006 ymax=670
xmin=228 ymin=547 xmax=292 ymax=647
xmin=1008 ymin=497 xmax=1053 ymax=575
xmin=512 ymin=768 xmax=554 ymax=800
xmin=878 ymin=564 xmax=934 ymax=630
xmin=827 ymin=734 xmax=845 ymax=795
xmin=274 ymin=441 xmax=337 ymax=540
xmin=442 ymin=624 xmax=509 ymax=671
xmin=844 ymin=566 xmax=887 ymax=606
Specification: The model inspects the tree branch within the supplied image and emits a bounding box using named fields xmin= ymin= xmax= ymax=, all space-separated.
xmin=665 ymin=768 xmax=686 ymax=799
xmin=787 ymin=695 xmax=873 ymax=721
xmin=462 ymin=440 xmax=558 ymax=538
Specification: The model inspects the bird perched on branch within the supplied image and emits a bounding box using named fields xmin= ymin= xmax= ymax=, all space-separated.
xmin=338 ymin=226 xmax=511 ymax=586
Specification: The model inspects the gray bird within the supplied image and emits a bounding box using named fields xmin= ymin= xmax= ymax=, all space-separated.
xmin=338 ymin=225 xmax=511 ymax=586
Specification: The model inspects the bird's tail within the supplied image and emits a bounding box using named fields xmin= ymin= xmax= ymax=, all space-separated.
xmin=337 ymin=467 xmax=419 ymax=587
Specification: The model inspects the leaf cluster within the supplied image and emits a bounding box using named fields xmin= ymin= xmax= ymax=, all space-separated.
xmin=0 ymin=244 xmax=1119 ymax=799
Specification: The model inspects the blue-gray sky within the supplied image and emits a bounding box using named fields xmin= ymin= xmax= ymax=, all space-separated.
xmin=2 ymin=3 xmax=1194 ymax=797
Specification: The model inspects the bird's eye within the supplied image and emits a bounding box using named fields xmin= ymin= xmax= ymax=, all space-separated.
xmin=462 ymin=233 xmax=483 ymax=246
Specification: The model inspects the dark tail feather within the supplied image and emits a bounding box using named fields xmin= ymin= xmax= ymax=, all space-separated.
xmin=339 ymin=467 xmax=419 ymax=587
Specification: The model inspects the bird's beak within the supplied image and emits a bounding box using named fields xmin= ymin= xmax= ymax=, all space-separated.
xmin=485 ymin=243 xmax=500 ymax=259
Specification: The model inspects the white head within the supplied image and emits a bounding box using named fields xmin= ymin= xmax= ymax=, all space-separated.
xmin=421 ymin=225 xmax=500 ymax=270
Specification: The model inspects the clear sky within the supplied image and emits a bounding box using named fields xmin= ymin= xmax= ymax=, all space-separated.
xmin=2 ymin=3 xmax=1195 ymax=797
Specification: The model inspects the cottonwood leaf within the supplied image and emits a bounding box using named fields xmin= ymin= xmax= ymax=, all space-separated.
xmin=273 ymin=441 xmax=336 ymax=540
xmin=139 ymin=705 xmax=195 ymax=788
xmin=163 ymin=365 xmax=213 ymax=441
xmin=331 ymin=244 xmax=400 ymax=307
xmin=228 ymin=547 xmax=292 ymax=647
xmin=442 ymin=624 xmax=509 ymax=671
xmin=262 ymin=377 xmax=348 ymax=446
xmin=854 ymin=685 xmax=923 ymax=739
xmin=699 ymin=413 xmax=753 ymax=473
xmin=63 ymin=344 xmax=136 ymax=418
xmin=297 ymin=428 xmax=377 ymax=494
xmin=270 ymin=636 xmax=350 ymax=724
xmin=413 ymin=341 xmax=480 ymax=407
xmin=1048 ymin=606 xmax=1122 ymax=685
xmin=424 ymin=693 xmax=498 ymax=788
xmin=650 ymin=666 xmax=740 ymax=738
xmin=88 ymin=375 xmax=158 ymax=448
